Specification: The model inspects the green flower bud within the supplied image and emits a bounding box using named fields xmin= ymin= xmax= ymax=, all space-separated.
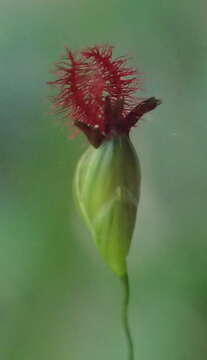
xmin=74 ymin=135 xmax=140 ymax=277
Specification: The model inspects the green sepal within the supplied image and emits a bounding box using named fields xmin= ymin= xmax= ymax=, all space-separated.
xmin=74 ymin=135 xmax=140 ymax=277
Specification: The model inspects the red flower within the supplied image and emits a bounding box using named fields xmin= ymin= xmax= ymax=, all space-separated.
xmin=48 ymin=45 xmax=161 ymax=147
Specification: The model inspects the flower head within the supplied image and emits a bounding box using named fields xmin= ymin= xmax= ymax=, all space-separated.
xmin=48 ymin=45 xmax=161 ymax=147
xmin=48 ymin=45 xmax=162 ymax=277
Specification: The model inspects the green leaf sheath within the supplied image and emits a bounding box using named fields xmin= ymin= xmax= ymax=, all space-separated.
xmin=74 ymin=135 xmax=141 ymax=277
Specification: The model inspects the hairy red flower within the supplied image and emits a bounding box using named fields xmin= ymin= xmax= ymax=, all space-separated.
xmin=48 ymin=45 xmax=161 ymax=147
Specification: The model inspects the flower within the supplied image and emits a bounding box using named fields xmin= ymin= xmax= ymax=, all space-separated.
xmin=48 ymin=45 xmax=161 ymax=277
xmin=48 ymin=45 xmax=161 ymax=147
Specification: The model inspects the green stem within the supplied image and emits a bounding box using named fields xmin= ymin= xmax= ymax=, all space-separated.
xmin=121 ymin=273 xmax=134 ymax=360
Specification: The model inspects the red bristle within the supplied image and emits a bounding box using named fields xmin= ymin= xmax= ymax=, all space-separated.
xmin=81 ymin=45 xmax=138 ymax=113
xmin=48 ymin=45 xmax=160 ymax=146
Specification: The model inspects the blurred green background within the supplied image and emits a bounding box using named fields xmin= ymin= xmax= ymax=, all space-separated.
xmin=1 ymin=0 xmax=207 ymax=359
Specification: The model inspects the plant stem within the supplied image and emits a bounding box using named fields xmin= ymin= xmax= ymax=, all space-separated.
xmin=121 ymin=273 xmax=134 ymax=360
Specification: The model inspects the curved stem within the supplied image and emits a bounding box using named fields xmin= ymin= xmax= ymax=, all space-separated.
xmin=121 ymin=273 xmax=134 ymax=360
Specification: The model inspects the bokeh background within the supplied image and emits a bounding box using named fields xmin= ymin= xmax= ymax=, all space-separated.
xmin=1 ymin=0 xmax=207 ymax=359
